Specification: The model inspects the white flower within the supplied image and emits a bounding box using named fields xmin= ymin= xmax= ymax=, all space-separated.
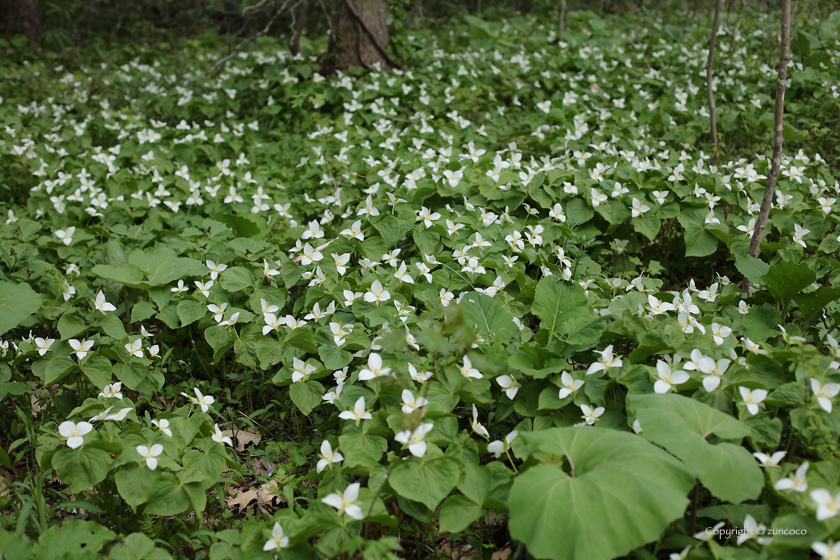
xmin=182 ymin=387 xmax=215 ymax=412
xmin=699 ymin=357 xmax=730 ymax=392
xmin=739 ymin=386 xmax=767 ymax=415
xmin=775 ymin=462 xmax=809 ymax=492
xmin=471 ymin=405 xmax=490 ymax=438
xmin=34 ymin=337 xmax=55 ymax=356
xmin=401 ymin=389 xmax=428 ymax=414
xmin=151 ymin=418 xmax=172 ymax=437
xmin=262 ymin=522 xmax=289 ymax=551
xmin=339 ymin=397 xmax=372 ymax=423
xmin=496 ymin=375 xmax=520 ymax=399
xmin=94 ymin=291 xmax=117 ymax=313
xmin=736 ymin=514 xmax=771 ymax=546
xmin=586 ymin=345 xmax=622 ymax=375
xmin=558 ymin=372 xmax=584 ymax=399
xmin=69 ymin=338 xmax=94 ymax=360
xmin=322 ymin=482 xmax=364 ymax=519
xmin=292 ymin=357 xmax=317 ymax=383
xmin=58 ymin=421 xmax=93 ymax=449
xmin=811 ymin=379 xmax=840 ymax=413
xmin=753 ymin=450 xmax=785 ymax=467
xmin=316 ymin=440 xmax=344 ymax=473
xmin=811 ymin=489 xmax=840 ymax=521
xmin=206 ymin=260 xmax=227 ymax=279
xmin=487 ymin=430 xmax=518 ymax=458
xmin=694 ymin=521 xmax=724 ymax=541
xmin=136 ymin=444 xmax=163 ymax=470
xmin=98 ymin=382 xmax=123 ymax=400
xmin=212 ymin=423 xmax=233 ymax=446
xmin=710 ymin=322 xmax=732 ymax=345
xmin=813 ymin=541 xmax=840 ymax=560
xmin=125 ymin=339 xmax=143 ymax=358
xmin=460 ymin=356 xmax=483 ymax=379
xmin=55 ymin=226 xmax=75 ymax=245
xmin=364 ymin=280 xmax=390 ymax=303
xmin=394 ymin=423 xmax=434 ymax=457
xmin=358 ymin=353 xmax=393 ymax=380
xmin=653 ymin=361 xmax=689 ymax=394
xmin=581 ymin=404 xmax=605 ymax=425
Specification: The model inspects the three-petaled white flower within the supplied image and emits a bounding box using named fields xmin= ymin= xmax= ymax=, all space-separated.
xmin=137 ymin=444 xmax=163 ymax=470
xmin=339 ymin=397 xmax=372 ymax=424
xmin=321 ymin=482 xmax=364 ymax=519
xmin=653 ymin=361 xmax=689 ymax=394
xmin=394 ymin=423 xmax=434 ymax=457
xmin=182 ymin=387 xmax=215 ymax=412
xmin=316 ymin=440 xmax=344 ymax=473
xmin=811 ymin=488 xmax=840 ymax=521
xmin=739 ymin=386 xmax=767 ymax=415
xmin=775 ymin=462 xmax=809 ymax=493
xmin=359 ymin=353 xmax=393 ymax=380
xmin=262 ymin=522 xmax=289 ymax=551
xmin=586 ymin=345 xmax=622 ymax=375
xmin=58 ymin=420 xmax=93 ymax=449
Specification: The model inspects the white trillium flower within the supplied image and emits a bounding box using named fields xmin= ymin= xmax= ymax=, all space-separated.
xmin=775 ymin=462 xmax=809 ymax=492
xmin=316 ymin=440 xmax=344 ymax=473
xmin=460 ymin=356 xmax=483 ymax=379
xmin=487 ymin=430 xmax=518 ymax=458
xmin=212 ymin=423 xmax=233 ymax=446
xmin=739 ymin=386 xmax=767 ymax=415
xmin=339 ymin=397 xmax=372 ymax=423
xmin=58 ymin=421 xmax=93 ymax=449
xmin=586 ymin=345 xmax=622 ymax=375
xmin=581 ymin=404 xmax=605 ymax=425
xmin=262 ymin=522 xmax=289 ymax=551
xmin=812 ymin=541 xmax=840 ymax=560
xmin=558 ymin=372 xmax=584 ymax=399
xmin=358 ymin=353 xmax=393 ymax=380
xmin=394 ymin=423 xmax=434 ymax=457
xmin=811 ymin=379 xmax=840 ymax=413
xmin=653 ymin=361 xmax=689 ymax=394
xmin=136 ymin=444 xmax=163 ymax=470
xmin=322 ymin=482 xmax=364 ymax=519
xmin=811 ymin=488 xmax=840 ymax=521
xmin=753 ymin=450 xmax=786 ymax=467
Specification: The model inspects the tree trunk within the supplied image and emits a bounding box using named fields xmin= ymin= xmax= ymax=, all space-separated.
xmin=706 ymin=0 xmax=722 ymax=163
xmin=320 ymin=0 xmax=393 ymax=75
xmin=289 ymin=0 xmax=309 ymax=56
xmin=748 ymin=0 xmax=791 ymax=258
xmin=1 ymin=0 xmax=41 ymax=44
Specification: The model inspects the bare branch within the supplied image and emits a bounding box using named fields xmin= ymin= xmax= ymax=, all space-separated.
xmin=748 ymin=0 xmax=791 ymax=258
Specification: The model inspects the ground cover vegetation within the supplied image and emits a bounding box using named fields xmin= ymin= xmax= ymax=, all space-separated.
xmin=1 ymin=2 xmax=840 ymax=559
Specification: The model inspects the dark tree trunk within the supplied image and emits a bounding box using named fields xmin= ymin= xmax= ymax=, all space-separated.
xmin=320 ymin=0 xmax=393 ymax=75
xmin=1 ymin=0 xmax=41 ymax=44
xmin=289 ymin=0 xmax=309 ymax=55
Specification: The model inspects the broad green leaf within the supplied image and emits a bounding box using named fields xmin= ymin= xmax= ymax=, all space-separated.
xmin=389 ymin=449 xmax=461 ymax=510
xmin=289 ymin=380 xmax=324 ymax=416
xmin=57 ymin=313 xmax=88 ymax=340
xmin=81 ymin=356 xmax=112 ymax=389
xmin=742 ymin=304 xmax=780 ymax=343
xmin=108 ymin=533 xmax=174 ymax=560
xmin=115 ymin=464 xmax=161 ymax=509
xmin=44 ymin=354 xmax=77 ymax=384
xmin=793 ymin=286 xmax=840 ymax=326
xmin=633 ymin=213 xmax=660 ymax=241
xmin=509 ymin=427 xmax=694 ymax=560
xmin=177 ymin=300 xmax=207 ymax=327
xmin=532 ymin=277 xmax=588 ymax=343
xmin=734 ymin=255 xmax=769 ymax=286
xmin=458 ymin=291 xmax=518 ymax=340
xmin=373 ymin=215 xmax=414 ymax=247
xmin=627 ymin=393 xmax=762 ymax=503
xmin=439 ymin=495 xmax=484 ymax=533
xmin=143 ymin=472 xmax=192 ymax=516
xmin=219 ymin=267 xmax=254 ymax=292
xmin=761 ymin=261 xmax=816 ymax=309
xmin=0 ymin=281 xmax=41 ymax=336
xmin=678 ymin=211 xmax=718 ymax=257
xmin=33 ymin=520 xmax=116 ymax=558
xmin=52 ymin=447 xmax=112 ymax=493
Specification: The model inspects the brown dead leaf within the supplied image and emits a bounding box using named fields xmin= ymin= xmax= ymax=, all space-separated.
xmin=226 ymin=480 xmax=283 ymax=513
xmin=221 ymin=428 xmax=261 ymax=453
xmin=251 ymin=458 xmax=270 ymax=476
xmin=491 ymin=549 xmax=511 ymax=560
xmin=31 ymin=394 xmax=42 ymax=416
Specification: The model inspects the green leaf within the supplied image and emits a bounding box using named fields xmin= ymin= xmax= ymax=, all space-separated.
xmin=793 ymin=286 xmax=840 ymax=326
xmin=439 ymin=495 xmax=484 ymax=533
xmin=52 ymin=447 xmax=112 ymax=494
xmin=458 ymin=291 xmax=518 ymax=339
xmin=115 ymin=464 xmax=161 ymax=509
xmin=143 ymin=472 xmax=192 ymax=516
xmin=742 ymin=304 xmax=780 ymax=343
xmin=81 ymin=356 xmax=112 ymax=389
xmin=0 ymin=281 xmax=41 ymax=336
xmin=734 ymin=255 xmax=769 ymax=286
xmin=532 ymin=277 xmax=588 ymax=343
xmin=509 ymin=427 xmax=694 ymax=560
xmin=177 ymin=300 xmax=207 ymax=327
xmin=44 ymin=354 xmax=77 ymax=384
xmin=95 ymin=313 xmax=127 ymax=340
xmin=389 ymin=451 xmax=461 ymax=510
xmin=57 ymin=313 xmax=88 ymax=340
xmin=633 ymin=213 xmax=660 ymax=241
xmin=205 ymin=325 xmax=235 ymax=354
xmin=108 ymin=533 xmax=173 ymax=560
xmin=761 ymin=261 xmax=816 ymax=309
xmin=627 ymin=393 xmax=763 ymax=503
xmin=34 ymin=520 xmax=116 ymax=558
xmin=289 ymin=380 xmax=324 ymax=416
xmin=217 ymin=213 xmax=269 ymax=239
xmin=678 ymin=211 xmax=718 ymax=257
xmin=219 ymin=267 xmax=254 ymax=292
xmin=319 ymin=345 xmax=353 ymax=369
xmin=373 ymin=215 xmax=415 ymax=247
xmin=131 ymin=301 xmax=158 ymax=323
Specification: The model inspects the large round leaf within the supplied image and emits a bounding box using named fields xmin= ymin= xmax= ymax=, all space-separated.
xmin=509 ymin=427 xmax=694 ymax=560
xmin=627 ymin=393 xmax=763 ymax=503
xmin=0 ymin=281 xmax=41 ymax=336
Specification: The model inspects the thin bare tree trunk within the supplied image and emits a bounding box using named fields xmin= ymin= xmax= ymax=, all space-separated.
xmin=748 ymin=0 xmax=791 ymax=258
xmin=706 ymin=0 xmax=722 ymax=163
xmin=289 ymin=0 xmax=309 ymax=55
xmin=559 ymin=0 xmax=566 ymax=41
xmin=2 ymin=0 xmax=41 ymax=44
xmin=320 ymin=0 xmax=393 ymax=75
